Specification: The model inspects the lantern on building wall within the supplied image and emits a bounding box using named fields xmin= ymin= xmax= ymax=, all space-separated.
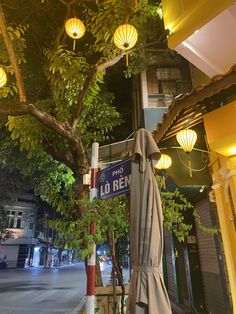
xmin=176 ymin=128 xmax=197 ymax=177
xmin=65 ymin=17 xmax=86 ymax=51
xmin=155 ymin=153 xmax=172 ymax=170
xmin=155 ymin=153 xmax=172 ymax=188
xmin=113 ymin=23 xmax=138 ymax=66
xmin=0 ymin=67 xmax=7 ymax=88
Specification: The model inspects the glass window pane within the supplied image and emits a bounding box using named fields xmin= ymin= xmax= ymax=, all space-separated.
xmin=16 ymin=218 xmax=21 ymax=229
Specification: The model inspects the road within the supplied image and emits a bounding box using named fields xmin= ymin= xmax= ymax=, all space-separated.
xmin=0 ymin=262 xmax=87 ymax=314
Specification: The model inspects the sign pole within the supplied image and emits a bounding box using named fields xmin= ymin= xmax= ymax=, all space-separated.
xmin=86 ymin=142 xmax=99 ymax=314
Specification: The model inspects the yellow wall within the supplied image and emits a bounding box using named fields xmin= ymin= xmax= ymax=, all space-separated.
xmin=204 ymin=101 xmax=236 ymax=157
xmin=162 ymin=0 xmax=235 ymax=49
xmin=209 ymin=151 xmax=236 ymax=313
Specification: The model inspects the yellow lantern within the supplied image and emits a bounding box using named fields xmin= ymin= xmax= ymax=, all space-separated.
xmin=0 ymin=67 xmax=7 ymax=88
xmin=113 ymin=24 xmax=138 ymax=66
xmin=155 ymin=153 xmax=172 ymax=170
xmin=176 ymin=128 xmax=197 ymax=177
xmin=176 ymin=129 xmax=197 ymax=153
xmin=65 ymin=18 xmax=86 ymax=51
xmin=155 ymin=153 xmax=172 ymax=189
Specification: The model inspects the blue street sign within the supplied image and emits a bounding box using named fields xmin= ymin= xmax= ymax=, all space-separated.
xmin=98 ymin=159 xmax=131 ymax=200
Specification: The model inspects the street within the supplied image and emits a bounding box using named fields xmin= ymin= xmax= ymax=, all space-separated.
xmin=0 ymin=262 xmax=87 ymax=314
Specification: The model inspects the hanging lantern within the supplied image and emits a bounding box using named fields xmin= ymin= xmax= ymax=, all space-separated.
xmin=113 ymin=24 xmax=138 ymax=66
xmin=65 ymin=18 xmax=86 ymax=51
xmin=176 ymin=128 xmax=197 ymax=177
xmin=176 ymin=129 xmax=197 ymax=153
xmin=155 ymin=153 xmax=172 ymax=170
xmin=0 ymin=67 xmax=7 ymax=88
xmin=155 ymin=154 xmax=172 ymax=189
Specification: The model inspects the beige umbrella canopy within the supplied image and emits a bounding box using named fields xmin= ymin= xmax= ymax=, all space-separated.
xmin=127 ymin=128 xmax=172 ymax=314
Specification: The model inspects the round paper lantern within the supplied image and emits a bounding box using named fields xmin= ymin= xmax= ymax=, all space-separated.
xmin=176 ymin=128 xmax=197 ymax=177
xmin=65 ymin=18 xmax=86 ymax=39
xmin=113 ymin=24 xmax=138 ymax=51
xmin=176 ymin=129 xmax=197 ymax=153
xmin=0 ymin=67 xmax=7 ymax=87
xmin=155 ymin=154 xmax=172 ymax=170
xmin=65 ymin=18 xmax=86 ymax=50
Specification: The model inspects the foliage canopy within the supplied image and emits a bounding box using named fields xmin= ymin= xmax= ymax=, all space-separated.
xmin=0 ymin=1 xmax=164 ymax=215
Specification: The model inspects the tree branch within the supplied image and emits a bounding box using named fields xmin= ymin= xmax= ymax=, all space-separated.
xmin=96 ymin=52 xmax=126 ymax=72
xmin=0 ymin=100 xmax=78 ymax=144
xmin=0 ymin=104 xmax=29 ymax=115
xmin=28 ymin=103 xmax=88 ymax=173
xmin=0 ymin=5 xmax=26 ymax=103
xmin=27 ymin=103 xmax=75 ymax=142
xmin=0 ymin=100 xmax=88 ymax=173
xmin=71 ymin=53 xmax=125 ymax=130
xmin=44 ymin=141 xmax=74 ymax=170
xmin=59 ymin=0 xmax=76 ymax=6
xmin=54 ymin=0 xmax=76 ymax=48
xmin=71 ymin=67 xmax=97 ymax=130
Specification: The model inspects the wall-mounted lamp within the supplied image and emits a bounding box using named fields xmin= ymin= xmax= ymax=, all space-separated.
xmin=155 ymin=153 xmax=172 ymax=188
xmin=176 ymin=128 xmax=197 ymax=177
xmin=155 ymin=153 xmax=172 ymax=170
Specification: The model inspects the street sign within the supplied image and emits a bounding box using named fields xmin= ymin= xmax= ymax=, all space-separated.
xmin=98 ymin=159 xmax=131 ymax=200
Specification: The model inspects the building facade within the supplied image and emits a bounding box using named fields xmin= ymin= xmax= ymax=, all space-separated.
xmin=0 ymin=193 xmax=39 ymax=267
xmin=131 ymin=2 xmax=236 ymax=311
xmin=159 ymin=1 xmax=236 ymax=312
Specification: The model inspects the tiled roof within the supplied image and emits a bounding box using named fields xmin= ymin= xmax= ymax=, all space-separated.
xmin=153 ymin=64 xmax=236 ymax=143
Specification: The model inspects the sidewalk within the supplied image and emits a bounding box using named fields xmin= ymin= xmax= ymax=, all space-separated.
xmin=100 ymin=261 xmax=131 ymax=286
xmin=72 ymin=262 xmax=131 ymax=314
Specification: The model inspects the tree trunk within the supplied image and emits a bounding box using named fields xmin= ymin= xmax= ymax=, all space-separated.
xmin=95 ymin=253 xmax=103 ymax=287
xmin=108 ymin=231 xmax=125 ymax=314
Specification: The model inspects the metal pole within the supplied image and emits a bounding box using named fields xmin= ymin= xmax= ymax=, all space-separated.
xmin=86 ymin=142 xmax=99 ymax=314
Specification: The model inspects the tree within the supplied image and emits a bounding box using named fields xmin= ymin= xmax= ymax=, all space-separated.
xmin=0 ymin=0 xmax=163 ymax=216
xmin=0 ymin=125 xmax=76 ymax=212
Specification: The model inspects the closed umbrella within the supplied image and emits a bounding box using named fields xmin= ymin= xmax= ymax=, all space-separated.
xmin=127 ymin=128 xmax=172 ymax=314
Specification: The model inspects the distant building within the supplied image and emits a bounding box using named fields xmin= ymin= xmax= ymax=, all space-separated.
xmin=0 ymin=193 xmax=39 ymax=267
xmin=0 ymin=192 xmax=78 ymax=268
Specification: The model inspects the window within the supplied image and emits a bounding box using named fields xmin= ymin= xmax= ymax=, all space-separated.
xmin=16 ymin=218 xmax=22 ymax=229
xmin=29 ymin=222 xmax=34 ymax=230
xmin=9 ymin=218 xmax=14 ymax=228
xmin=11 ymin=211 xmax=15 ymax=216
xmin=18 ymin=212 xmax=22 ymax=216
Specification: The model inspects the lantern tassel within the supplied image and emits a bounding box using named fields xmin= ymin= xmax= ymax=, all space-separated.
xmin=73 ymin=39 xmax=76 ymax=51
xmin=162 ymin=175 xmax=166 ymax=189
xmin=187 ymin=154 xmax=192 ymax=177
xmin=125 ymin=53 xmax=129 ymax=67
